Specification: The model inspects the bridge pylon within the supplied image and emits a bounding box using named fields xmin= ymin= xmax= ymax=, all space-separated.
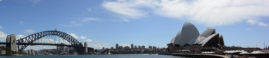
xmin=6 ymin=34 xmax=18 ymax=55
xmin=84 ymin=42 xmax=88 ymax=54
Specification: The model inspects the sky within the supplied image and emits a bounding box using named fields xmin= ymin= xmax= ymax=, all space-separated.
xmin=0 ymin=0 xmax=269 ymax=49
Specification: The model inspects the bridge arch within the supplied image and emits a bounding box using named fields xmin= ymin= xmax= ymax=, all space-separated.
xmin=16 ymin=30 xmax=81 ymax=51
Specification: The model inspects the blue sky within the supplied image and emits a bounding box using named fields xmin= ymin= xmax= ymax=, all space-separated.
xmin=0 ymin=0 xmax=269 ymax=49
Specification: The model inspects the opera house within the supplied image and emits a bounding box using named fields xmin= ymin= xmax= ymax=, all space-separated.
xmin=168 ymin=22 xmax=225 ymax=52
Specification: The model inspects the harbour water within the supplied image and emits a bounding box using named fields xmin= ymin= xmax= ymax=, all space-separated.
xmin=0 ymin=54 xmax=186 ymax=58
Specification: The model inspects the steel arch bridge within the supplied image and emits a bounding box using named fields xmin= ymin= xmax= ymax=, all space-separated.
xmin=16 ymin=30 xmax=81 ymax=51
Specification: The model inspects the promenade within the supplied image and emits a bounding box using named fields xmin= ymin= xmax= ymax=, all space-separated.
xmin=171 ymin=53 xmax=229 ymax=58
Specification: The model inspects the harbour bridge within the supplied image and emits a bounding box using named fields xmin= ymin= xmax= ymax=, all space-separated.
xmin=0 ymin=30 xmax=90 ymax=55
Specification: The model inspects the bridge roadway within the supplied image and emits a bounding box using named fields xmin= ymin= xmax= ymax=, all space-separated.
xmin=0 ymin=42 xmax=73 ymax=47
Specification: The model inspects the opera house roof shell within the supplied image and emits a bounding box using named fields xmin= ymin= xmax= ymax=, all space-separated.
xmin=170 ymin=22 xmax=224 ymax=48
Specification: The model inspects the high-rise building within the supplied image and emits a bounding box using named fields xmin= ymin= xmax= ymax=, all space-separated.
xmin=131 ymin=44 xmax=134 ymax=49
xmin=116 ymin=43 xmax=119 ymax=49
xmin=142 ymin=46 xmax=145 ymax=49
xmin=149 ymin=46 xmax=153 ymax=49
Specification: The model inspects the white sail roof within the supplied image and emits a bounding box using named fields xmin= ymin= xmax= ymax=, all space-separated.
xmin=171 ymin=22 xmax=200 ymax=46
xmin=170 ymin=22 xmax=224 ymax=47
xmin=194 ymin=28 xmax=216 ymax=44
xmin=199 ymin=33 xmax=219 ymax=46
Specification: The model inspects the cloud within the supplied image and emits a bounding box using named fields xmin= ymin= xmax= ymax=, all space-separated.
xmin=81 ymin=17 xmax=100 ymax=22
xmin=16 ymin=34 xmax=25 ymax=40
xmin=1 ymin=32 xmax=25 ymax=41
xmin=69 ymin=33 xmax=102 ymax=49
xmin=0 ymin=25 xmax=3 ymax=29
xmin=24 ymin=29 xmax=34 ymax=34
xmin=86 ymin=39 xmax=92 ymax=42
xmin=80 ymin=36 xmax=87 ymax=40
xmin=247 ymin=19 xmax=256 ymax=25
xmin=70 ymin=33 xmax=79 ymax=39
xmin=61 ymin=17 xmax=101 ymax=27
xmin=118 ymin=43 xmax=130 ymax=47
xmin=0 ymin=31 xmax=7 ymax=40
xmin=258 ymin=22 xmax=268 ymax=27
xmin=69 ymin=33 xmax=93 ymax=43
xmin=247 ymin=19 xmax=268 ymax=27
xmin=102 ymin=0 xmax=147 ymax=18
xmin=87 ymin=8 xmax=92 ymax=12
xmin=69 ymin=33 xmax=100 ymax=48
xmin=88 ymin=41 xmax=108 ymax=49
xmin=103 ymin=0 xmax=269 ymax=26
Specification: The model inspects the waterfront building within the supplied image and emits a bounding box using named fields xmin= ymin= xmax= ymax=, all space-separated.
xmin=56 ymin=45 xmax=69 ymax=52
xmin=0 ymin=47 xmax=6 ymax=55
xmin=106 ymin=44 xmax=166 ymax=54
xmin=168 ymin=22 xmax=225 ymax=53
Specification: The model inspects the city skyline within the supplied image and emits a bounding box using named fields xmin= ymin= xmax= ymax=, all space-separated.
xmin=0 ymin=0 xmax=269 ymax=49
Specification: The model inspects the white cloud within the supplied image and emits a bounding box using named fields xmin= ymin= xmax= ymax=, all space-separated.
xmin=70 ymin=33 xmax=85 ymax=40
xmin=103 ymin=0 xmax=269 ymax=26
xmin=87 ymin=8 xmax=92 ymax=12
xmin=118 ymin=43 xmax=130 ymax=47
xmin=247 ymin=19 xmax=257 ymax=25
xmin=61 ymin=17 xmax=101 ymax=27
xmin=0 ymin=31 xmax=7 ymax=40
xmin=69 ymin=33 xmax=93 ymax=43
xmin=0 ymin=25 xmax=3 ymax=29
xmin=2 ymin=32 xmax=26 ymax=41
xmin=16 ymin=34 xmax=25 ymax=40
xmin=24 ymin=29 xmax=34 ymax=34
xmin=86 ymin=39 xmax=92 ymax=42
xmin=81 ymin=17 xmax=100 ymax=22
xmin=88 ymin=41 xmax=108 ymax=49
xmin=247 ymin=19 xmax=268 ymax=27
xmin=80 ymin=36 xmax=87 ymax=40
xmin=102 ymin=0 xmax=148 ymax=18
xmin=70 ymin=33 xmax=79 ymax=39
xmin=258 ymin=22 xmax=268 ymax=27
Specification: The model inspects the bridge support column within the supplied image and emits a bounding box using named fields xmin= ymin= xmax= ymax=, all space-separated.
xmin=6 ymin=34 xmax=18 ymax=55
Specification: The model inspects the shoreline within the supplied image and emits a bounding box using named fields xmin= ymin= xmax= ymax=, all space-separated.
xmin=170 ymin=53 xmax=229 ymax=58
xmin=2 ymin=53 xmax=269 ymax=58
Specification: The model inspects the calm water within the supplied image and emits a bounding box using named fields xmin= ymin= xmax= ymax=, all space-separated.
xmin=0 ymin=54 xmax=186 ymax=58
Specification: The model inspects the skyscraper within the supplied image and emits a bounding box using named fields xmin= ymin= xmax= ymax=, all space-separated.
xmin=131 ymin=44 xmax=134 ymax=49
xmin=116 ymin=43 xmax=119 ymax=49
